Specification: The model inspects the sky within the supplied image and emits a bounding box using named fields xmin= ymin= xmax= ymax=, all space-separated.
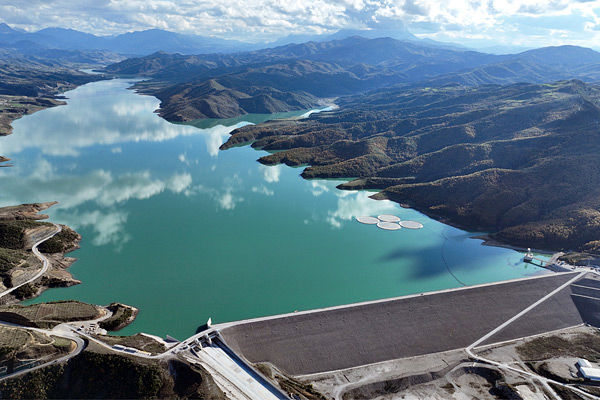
xmin=0 ymin=0 xmax=599 ymax=49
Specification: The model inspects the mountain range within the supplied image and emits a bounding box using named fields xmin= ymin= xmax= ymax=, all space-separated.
xmin=0 ymin=22 xmax=453 ymax=57
xmin=101 ymin=34 xmax=600 ymax=255
xmin=0 ymin=23 xmax=251 ymax=56
xmin=220 ymin=79 xmax=600 ymax=254
xmin=3 ymin=25 xmax=600 ymax=256
xmin=103 ymin=36 xmax=600 ymax=121
xmin=0 ymin=19 xmax=484 ymax=57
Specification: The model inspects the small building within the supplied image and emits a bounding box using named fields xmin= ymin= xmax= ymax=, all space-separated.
xmin=578 ymin=359 xmax=592 ymax=369
xmin=577 ymin=359 xmax=600 ymax=381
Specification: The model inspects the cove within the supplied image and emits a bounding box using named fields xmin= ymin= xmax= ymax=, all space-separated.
xmin=0 ymin=78 xmax=544 ymax=339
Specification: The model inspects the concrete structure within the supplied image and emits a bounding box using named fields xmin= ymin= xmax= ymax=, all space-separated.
xmin=579 ymin=367 xmax=600 ymax=381
xmin=578 ymin=358 xmax=592 ymax=369
xmin=218 ymin=272 xmax=600 ymax=376
xmin=377 ymin=214 xmax=401 ymax=223
xmin=577 ymin=359 xmax=600 ymax=381
xmin=400 ymin=220 xmax=424 ymax=229
xmin=355 ymin=216 xmax=379 ymax=224
xmin=181 ymin=334 xmax=287 ymax=400
xmin=376 ymin=221 xmax=401 ymax=230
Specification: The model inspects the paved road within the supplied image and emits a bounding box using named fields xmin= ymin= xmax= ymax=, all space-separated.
xmin=466 ymin=271 xmax=600 ymax=400
xmin=0 ymin=321 xmax=85 ymax=382
xmin=0 ymin=223 xmax=61 ymax=300
xmin=72 ymin=326 xmax=287 ymax=399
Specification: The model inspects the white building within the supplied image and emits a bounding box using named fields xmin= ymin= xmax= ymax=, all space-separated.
xmin=578 ymin=359 xmax=592 ymax=369
xmin=577 ymin=359 xmax=600 ymax=381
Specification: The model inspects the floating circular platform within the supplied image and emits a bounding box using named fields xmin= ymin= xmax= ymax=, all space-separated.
xmin=377 ymin=214 xmax=401 ymax=223
xmin=356 ymin=216 xmax=379 ymax=224
xmin=377 ymin=221 xmax=402 ymax=231
xmin=400 ymin=220 xmax=424 ymax=229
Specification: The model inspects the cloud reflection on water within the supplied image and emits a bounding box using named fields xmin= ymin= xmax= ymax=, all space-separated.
xmin=0 ymin=158 xmax=194 ymax=246
xmin=0 ymin=79 xmax=247 ymax=159
xmin=0 ymin=78 xmax=405 ymax=250
xmin=260 ymin=164 xmax=281 ymax=183
xmin=326 ymin=190 xmax=399 ymax=228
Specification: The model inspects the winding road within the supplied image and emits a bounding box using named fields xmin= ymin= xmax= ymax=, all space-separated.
xmin=0 ymin=223 xmax=61 ymax=300
xmin=0 ymin=321 xmax=85 ymax=382
xmin=0 ymin=223 xmax=87 ymax=382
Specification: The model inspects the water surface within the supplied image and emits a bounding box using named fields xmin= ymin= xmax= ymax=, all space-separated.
xmin=0 ymin=79 xmax=544 ymax=339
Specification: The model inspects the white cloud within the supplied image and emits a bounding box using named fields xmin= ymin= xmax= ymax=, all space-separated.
xmin=407 ymin=0 xmax=600 ymax=49
xmin=0 ymin=159 xmax=193 ymax=245
xmin=218 ymin=191 xmax=237 ymax=210
xmin=185 ymin=174 xmax=244 ymax=210
xmin=57 ymin=170 xmax=188 ymax=209
xmin=1 ymin=0 xmax=598 ymax=48
xmin=167 ymin=173 xmax=193 ymax=193
xmin=205 ymin=130 xmax=229 ymax=157
xmin=28 ymin=158 xmax=55 ymax=181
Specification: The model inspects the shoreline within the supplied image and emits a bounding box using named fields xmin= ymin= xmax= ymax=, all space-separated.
xmin=0 ymin=73 xmax=106 ymax=163
xmin=117 ymin=76 xmax=576 ymax=262
xmin=369 ymin=191 xmax=576 ymax=261
xmin=217 ymin=120 xmax=589 ymax=262
xmin=0 ymin=203 xmax=83 ymax=305
xmin=1 ymin=79 xmax=570 ymax=328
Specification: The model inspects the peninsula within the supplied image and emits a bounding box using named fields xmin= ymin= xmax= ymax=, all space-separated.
xmin=221 ymin=80 xmax=600 ymax=256
xmin=104 ymin=39 xmax=600 ymax=261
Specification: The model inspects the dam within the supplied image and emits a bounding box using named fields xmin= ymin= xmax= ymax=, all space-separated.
xmin=215 ymin=272 xmax=600 ymax=376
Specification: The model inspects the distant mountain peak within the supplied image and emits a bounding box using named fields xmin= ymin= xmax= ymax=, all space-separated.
xmin=0 ymin=23 xmax=16 ymax=34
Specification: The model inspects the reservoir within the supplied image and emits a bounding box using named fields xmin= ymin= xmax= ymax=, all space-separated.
xmin=0 ymin=79 xmax=544 ymax=339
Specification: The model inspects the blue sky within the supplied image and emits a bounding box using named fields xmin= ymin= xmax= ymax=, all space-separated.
xmin=0 ymin=0 xmax=599 ymax=49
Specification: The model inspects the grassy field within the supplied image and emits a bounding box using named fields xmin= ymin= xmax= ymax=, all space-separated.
xmin=0 ymin=325 xmax=33 ymax=349
xmin=0 ymin=248 xmax=34 ymax=295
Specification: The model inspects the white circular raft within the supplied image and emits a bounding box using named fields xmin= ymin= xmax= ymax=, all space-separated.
xmin=356 ymin=216 xmax=380 ymax=224
xmin=376 ymin=221 xmax=402 ymax=231
xmin=400 ymin=220 xmax=424 ymax=229
xmin=377 ymin=214 xmax=401 ymax=223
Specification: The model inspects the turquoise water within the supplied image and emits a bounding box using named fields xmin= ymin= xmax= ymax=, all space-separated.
xmin=0 ymin=79 xmax=544 ymax=339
